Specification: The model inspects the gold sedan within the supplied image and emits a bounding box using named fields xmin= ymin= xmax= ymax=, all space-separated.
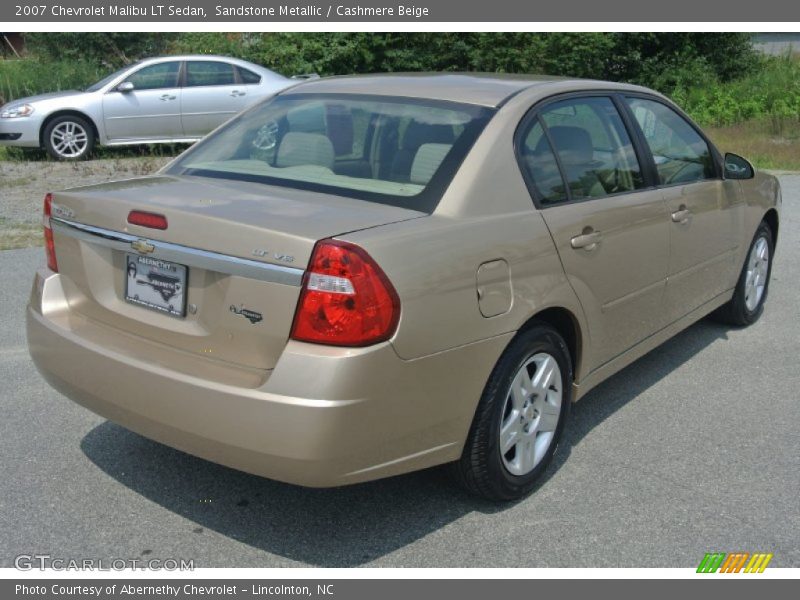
xmin=27 ymin=74 xmax=780 ymax=500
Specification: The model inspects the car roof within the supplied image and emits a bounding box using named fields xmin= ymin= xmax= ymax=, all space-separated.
xmin=279 ymin=73 xmax=654 ymax=108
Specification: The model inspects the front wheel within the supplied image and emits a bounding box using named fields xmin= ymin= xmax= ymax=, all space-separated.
xmin=43 ymin=115 xmax=95 ymax=160
xmin=451 ymin=324 xmax=572 ymax=501
xmin=712 ymin=222 xmax=774 ymax=326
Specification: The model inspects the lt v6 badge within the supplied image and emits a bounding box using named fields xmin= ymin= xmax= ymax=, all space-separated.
xmin=230 ymin=304 xmax=263 ymax=324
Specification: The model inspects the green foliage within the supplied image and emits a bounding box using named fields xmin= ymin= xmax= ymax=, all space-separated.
xmin=0 ymin=58 xmax=106 ymax=104
xmin=168 ymin=32 xmax=756 ymax=87
xmin=676 ymin=54 xmax=800 ymax=130
xmin=25 ymin=33 xmax=176 ymax=68
xmin=3 ymin=33 xmax=759 ymax=103
xmin=167 ymin=33 xmax=794 ymax=135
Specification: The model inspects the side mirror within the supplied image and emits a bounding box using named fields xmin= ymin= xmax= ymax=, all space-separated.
xmin=724 ymin=152 xmax=755 ymax=180
xmin=116 ymin=81 xmax=135 ymax=93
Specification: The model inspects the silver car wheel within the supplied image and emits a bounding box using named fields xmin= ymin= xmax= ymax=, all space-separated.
xmin=744 ymin=235 xmax=770 ymax=312
xmin=50 ymin=121 xmax=89 ymax=158
xmin=499 ymin=352 xmax=562 ymax=476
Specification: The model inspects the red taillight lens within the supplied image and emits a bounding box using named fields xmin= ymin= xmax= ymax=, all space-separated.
xmin=43 ymin=193 xmax=58 ymax=272
xmin=127 ymin=210 xmax=168 ymax=230
xmin=290 ymin=240 xmax=400 ymax=347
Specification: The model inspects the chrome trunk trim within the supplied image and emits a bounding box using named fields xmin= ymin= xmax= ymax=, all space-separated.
xmin=51 ymin=217 xmax=304 ymax=287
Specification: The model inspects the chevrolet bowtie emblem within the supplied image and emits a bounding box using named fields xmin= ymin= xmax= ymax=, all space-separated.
xmin=131 ymin=239 xmax=155 ymax=254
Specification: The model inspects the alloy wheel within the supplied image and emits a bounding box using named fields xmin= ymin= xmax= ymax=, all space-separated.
xmin=499 ymin=352 xmax=563 ymax=476
xmin=744 ymin=235 xmax=770 ymax=312
xmin=50 ymin=121 xmax=89 ymax=158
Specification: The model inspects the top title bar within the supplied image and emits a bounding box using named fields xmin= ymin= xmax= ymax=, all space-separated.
xmin=4 ymin=0 xmax=800 ymax=22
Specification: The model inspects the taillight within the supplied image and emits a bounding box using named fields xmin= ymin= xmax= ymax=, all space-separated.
xmin=43 ymin=193 xmax=57 ymax=272
xmin=290 ymin=240 xmax=400 ymax=347
xmin=128 ymin=210 xmax=168 ymax=230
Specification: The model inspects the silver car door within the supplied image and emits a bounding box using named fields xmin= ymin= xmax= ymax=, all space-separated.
xmin=102 ymin=61 xmax=182 ymax=141
xmin=180 ymin=60 xmax=250 ymax=137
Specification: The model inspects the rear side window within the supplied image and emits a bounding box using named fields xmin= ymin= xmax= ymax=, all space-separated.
xmin=186 ymin=61 xmax=236 ymax=87
xmin=539 ymin=97 xmax=645 ymax=200
xmin=168 ymin=94 xmax=494 ymax=213
xmin=238 ymin=67 xmax=262 ymax=84
xmin=626 ymin=97 xmax=715 ymax=185
xmin=518 ymin=120 xmax=567 ymax=205
xmin=125 ymin=62 xmax=180 ymax=91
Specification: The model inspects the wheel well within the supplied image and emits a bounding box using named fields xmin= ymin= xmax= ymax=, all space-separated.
xmin=520 ymin=307 xmax=582 ymax=377
xmin=39 ymin=110 xmax=99 ymax=147
xmin=763 ymin=208 xmax=779 ymax=246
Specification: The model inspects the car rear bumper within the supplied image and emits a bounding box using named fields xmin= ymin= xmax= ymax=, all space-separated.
xmin=27 ymin=269 xmax=510 ymax=487
xmin=0 ymin=117 xmax=40 ymax=147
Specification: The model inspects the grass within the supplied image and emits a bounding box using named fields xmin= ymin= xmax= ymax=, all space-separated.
xmin=0 ymin=218 xmax=42 ymax=250
xmin=678 ymin=54 xmax=800 ymax=128
xmin=0 ymin=58 xmax=105 ymax=104
xmin=0 ymin=144 xmax=185 ymax=163
xmin=706 ymin=118 xmax=800 ymax=171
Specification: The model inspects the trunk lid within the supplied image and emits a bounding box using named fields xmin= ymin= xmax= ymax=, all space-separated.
xmin=50 ymin=174 xmax=423 ymax=371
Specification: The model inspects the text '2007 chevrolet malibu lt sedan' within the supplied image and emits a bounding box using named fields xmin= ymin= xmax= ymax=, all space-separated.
xmin=27 ymin=74 xmax=780 ymax=500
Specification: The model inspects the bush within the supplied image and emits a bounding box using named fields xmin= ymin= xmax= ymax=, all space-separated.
xmin=0 ymin=58 xmax=106 ymax=104
xmin=25 ymin=33 xmax=176 ymax=68
xmin=168 ymin=32 xmax=757 ymax=90
xmin=677 ymin=54 xmax=800 ymax=129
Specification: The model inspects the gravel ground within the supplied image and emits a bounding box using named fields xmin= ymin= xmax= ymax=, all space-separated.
xmin=0 ymin=169 xmax=797 ymax=568
xmin=0 ymin=156 xmax=173 ymax=225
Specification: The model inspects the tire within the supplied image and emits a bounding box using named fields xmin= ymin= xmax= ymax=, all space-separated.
xmin=712 ymin=222 xmax=774 ymax=327
xmin=451 ymin=324 xmax=572 ymax=501
xmin=43 ymin=115 xmax=95 ymax=161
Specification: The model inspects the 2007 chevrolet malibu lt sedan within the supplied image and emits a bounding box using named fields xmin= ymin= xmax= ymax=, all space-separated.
xmin=27 ymin=74 xmax=780 ymax=500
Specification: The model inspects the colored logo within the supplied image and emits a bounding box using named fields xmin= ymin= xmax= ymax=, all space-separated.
xmin=697 ymin=552 xmax=773 ymax=573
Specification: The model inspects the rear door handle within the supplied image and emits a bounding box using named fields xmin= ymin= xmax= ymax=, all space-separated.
xmin=671 ymin=206 xmax=691 ymax=223
xmin=230 ymin=90 xmax=246 ymax=97
xmin=570 ymin=229 xmax=602 ymax=250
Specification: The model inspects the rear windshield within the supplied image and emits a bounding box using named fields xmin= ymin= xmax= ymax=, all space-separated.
xmin=167 ymin=94 xmax=495 ymax=212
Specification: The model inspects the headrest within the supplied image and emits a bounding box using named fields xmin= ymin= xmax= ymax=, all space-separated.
xmin=401 ymin=121 xmax=455 ymax=151
xmin=275 ymin=132 xmax=334 ymax=170
xmin=410 ymin=143 xmax=452 ymax=185
xmin=543 ymin=126 xmax=595 ymax=165
xmin=286 ymin=103 xmax=326 ymax=133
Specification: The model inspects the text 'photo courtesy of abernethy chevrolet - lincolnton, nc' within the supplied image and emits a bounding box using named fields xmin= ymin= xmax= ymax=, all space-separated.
xmin=26 ymin=73 xmax=779 ymax=501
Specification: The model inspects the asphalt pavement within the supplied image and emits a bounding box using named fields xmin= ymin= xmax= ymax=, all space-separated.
xmin=1 ymin=176 xmax=798 ymax=568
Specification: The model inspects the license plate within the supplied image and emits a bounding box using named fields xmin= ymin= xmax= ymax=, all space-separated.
xmin=125 ymin=253 xmax=187 ymax=318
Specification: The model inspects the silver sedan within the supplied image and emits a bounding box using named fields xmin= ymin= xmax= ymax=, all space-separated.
xmin=0 ymin=55 xmax=293 ymax=160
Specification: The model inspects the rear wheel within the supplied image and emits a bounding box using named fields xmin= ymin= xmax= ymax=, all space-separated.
xmin=452 ymin=324 xmax=572 ymax=501
xmin=43 ymin=115 xmax=95 ymax=160
xmin=713 ymin=222 xmax=774 ymax=326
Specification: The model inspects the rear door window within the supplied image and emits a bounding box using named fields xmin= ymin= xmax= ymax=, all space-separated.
xmin=237 ymin=67 xmax=262 ymax=85
xmin=186 ymin=61 xmax=236 ymax=87
xmin=538 ymin=97 xmax=645 ymax=200
xmin=518 ymin=120 xmax=568 ymax=205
